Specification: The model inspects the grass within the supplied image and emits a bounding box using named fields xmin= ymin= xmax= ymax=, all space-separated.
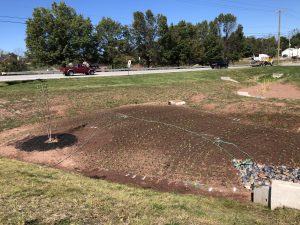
xmin=0 ymin=66 xmax=299 ymax=131
xmin=0 ymin=67 xmax=300 ymax=224
xmin=0 ymin=157 xmax=299 ymax=225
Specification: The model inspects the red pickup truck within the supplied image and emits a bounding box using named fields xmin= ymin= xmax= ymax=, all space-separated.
xmin=60 ymin=64 xmax=95 ymax=76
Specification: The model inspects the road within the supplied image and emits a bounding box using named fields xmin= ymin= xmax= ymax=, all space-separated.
xmin=0 ymin=66 xmax=249 ymax=82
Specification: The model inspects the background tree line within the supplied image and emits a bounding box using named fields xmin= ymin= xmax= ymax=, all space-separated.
xmin=25 ymin=2 xmax=300 ymax=68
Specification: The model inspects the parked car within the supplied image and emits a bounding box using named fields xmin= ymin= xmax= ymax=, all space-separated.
xmin=60 ymin=64 xmax=95 ymax=76
xmin=210 ymin=60 xmax=229 ymax=69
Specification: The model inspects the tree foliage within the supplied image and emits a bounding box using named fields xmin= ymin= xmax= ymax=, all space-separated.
xmin=25 ymin=3 xmax=299 ymax=67
xmin=131 ymin=10 xmax=163 ymax=67
xmin=0 ymin=56 xmax=27 ymax=73
xmin=96 ymin=18 xmax=132 ymax=67
xmin=26 ymin=2 xmax=97 ymax=66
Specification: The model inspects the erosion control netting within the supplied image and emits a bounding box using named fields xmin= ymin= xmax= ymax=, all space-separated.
xmin=43 ymin=105 xmax=299 ymax=191
xmin=11 ymin=105 xmax=300 ymax=194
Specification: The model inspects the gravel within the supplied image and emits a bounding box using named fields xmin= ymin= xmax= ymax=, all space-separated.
xmin=232 ymin=159 xmax=300 ymax=190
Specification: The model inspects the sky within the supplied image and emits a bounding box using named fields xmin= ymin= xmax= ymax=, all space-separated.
xmin=0 ymin=0 xmax=299 ymax=53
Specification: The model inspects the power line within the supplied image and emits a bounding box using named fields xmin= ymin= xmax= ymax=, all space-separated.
xmin=177 ymin=0 xmax=277 ymax=13
xmin=0 ymin=15 xmax=28 ymax=20
xmin=0 ymin=20 xmax=26 ymax=24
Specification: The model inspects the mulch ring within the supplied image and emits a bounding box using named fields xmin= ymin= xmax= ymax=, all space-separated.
xmin=4 ymin=105 xmax=300 ymax=200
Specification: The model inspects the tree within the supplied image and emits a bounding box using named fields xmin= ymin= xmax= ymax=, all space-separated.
xmin=226 ymin=25 xmax=245 ymax=62
xmin=95 ymin=18 xmax=133 ymax=67
xmin=280 ymin=36 xmax=290 ymax=51
xmin=0 ymin=54 xmax=27 ymax=73
xmin=96 ymin=18 xmax=123 ymax=65
xmin=26 ymin=2 xmax=97 ymax=66
xmin=131 ymin=10 xmax=163 ymax=67
xmin=215 ymin=13 xmax=243 ymax=62
xmin=291 ymin=31 xmax=300 ymax=47
xmin=203 ymin=21 xmax=223 ymax=63
xmin=157 ymin=15 xmax=172 ymax=65
xmin=194 ymin=21 xmax=209 ymax=64
xmin=170 ymin=21 xmax=201 ymax=66
xmin=242 ymin=36 xmax=277 ymax=58
xmin=215 ymin=13 xmax=237 ymax=39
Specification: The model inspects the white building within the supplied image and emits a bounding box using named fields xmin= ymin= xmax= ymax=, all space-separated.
xmin=282 ymin=48 xmax=300 ymax=58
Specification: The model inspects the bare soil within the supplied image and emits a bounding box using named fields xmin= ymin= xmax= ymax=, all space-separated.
xmin=1 ymin=105 xmax=299 ymax=200
xmin=239 ymin=83 xmax=300 ymax=99
xmin=191 ymin=93 xmax=206 ymax=103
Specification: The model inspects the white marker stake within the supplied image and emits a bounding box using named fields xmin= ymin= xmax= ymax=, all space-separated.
xmin=127 ymin=60 xmax=132 ymax=75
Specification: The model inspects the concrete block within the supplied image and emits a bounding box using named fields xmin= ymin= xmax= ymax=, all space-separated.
xmin=221 ymin=76 xmax=239 ymax=83
xmin=272 ymin=73 xmax=284 ymax=78
xmin=253 ymin=186 xmax=270 ymax=207
xmin=168 ymin=100 xmax=186 ymax=106
xmin=271 ymin=180 xmax=300 ymax=210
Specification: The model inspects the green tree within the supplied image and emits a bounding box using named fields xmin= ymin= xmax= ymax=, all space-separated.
xmin=215 ymin=13 xmax=237 ymax=39
xmin=171 ymin=21 xmax=201 ymax=66
xmin=291 ymin=31 xmax=300 ymax=47
xmin=281 ymin=36 xmax=290 ymax=51
xmin=96 ymin=17 xmax=131 ymax=67
xmin=226 ymin=25 xmax=245 ymax=62
xmin=204 ymin=21 xmax=223 ymax=63
xmin=215 ymin=13 xmax=242 ymax=62
xmin=26 ymin=2 xmax=97 ymax=66
xmin=195 ymin=21 xmax=209 ymax=64
xmin=0 ymin=57 xmax=27 ymax=73
xmin=157 ymin=15 xmax=172 ymax=65
xmin=132 ymin=10 xmax=163 ymax=67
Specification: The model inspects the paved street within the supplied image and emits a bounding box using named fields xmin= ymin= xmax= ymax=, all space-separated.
xmin=0 ymin=66 xmax=249 ymax=82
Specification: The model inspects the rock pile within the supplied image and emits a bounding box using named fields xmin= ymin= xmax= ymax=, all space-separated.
xmin=232 ymin=159 xmax=300 ymax=190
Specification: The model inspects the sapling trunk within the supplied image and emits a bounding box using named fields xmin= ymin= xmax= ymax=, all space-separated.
xmin=37 ymin=83 xmax=53 ymax=142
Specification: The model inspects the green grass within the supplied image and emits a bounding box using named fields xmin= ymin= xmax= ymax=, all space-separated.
xmin=0 ymin=67 xmax=300 ymax=224
xmin=0 ymin=66 xmax=299 ymax=131
xmin=0 ymin=157 xmax=299 ymax=225
xmin=0 ymin=66 xmax=299 ymax=97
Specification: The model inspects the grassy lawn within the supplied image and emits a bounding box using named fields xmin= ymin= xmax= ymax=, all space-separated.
xmin=0 ymin=66 xmax=299 ymax=131
xmin=0 ymin=157 xmax=299 ymax=225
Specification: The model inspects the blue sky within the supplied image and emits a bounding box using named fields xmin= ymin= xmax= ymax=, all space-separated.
xmin=0 ymin=0 xmax=299 ymax=53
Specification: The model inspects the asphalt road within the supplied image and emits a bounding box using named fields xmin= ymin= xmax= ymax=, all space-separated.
xmin=0 ymin=66 xmax=249 ymax=82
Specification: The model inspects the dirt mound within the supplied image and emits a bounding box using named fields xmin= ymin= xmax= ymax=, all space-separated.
xmin=1 ymin=105 xmax=300 ymax=199
xmin=238 ymin=83 xmax=300 ymax=99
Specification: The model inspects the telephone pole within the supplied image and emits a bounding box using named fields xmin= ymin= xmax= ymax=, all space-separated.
xmin=277 ymin=10 xmax=281 ymax=65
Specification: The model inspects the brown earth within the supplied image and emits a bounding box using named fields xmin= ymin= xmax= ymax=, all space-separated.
xmin=238 ymin=83 xmax=300 ymax=99
xmin=191 ymin=93 xmax=206 ymax=103
xmin=1 ymin=105 xmax=300 ymax=201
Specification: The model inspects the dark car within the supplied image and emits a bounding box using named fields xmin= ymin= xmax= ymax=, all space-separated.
xmin=60 ymin=64 xmax=95 ymax=76
xmin=210 ymin=61 xmax=229 ymax=69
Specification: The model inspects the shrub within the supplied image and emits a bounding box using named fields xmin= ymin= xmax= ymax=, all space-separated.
xmin=0 ymin=58 xmax=27 ymax=73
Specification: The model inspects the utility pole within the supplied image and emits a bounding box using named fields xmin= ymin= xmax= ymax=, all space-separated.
xmin=277 ymin=10 xmax=281 ymax=65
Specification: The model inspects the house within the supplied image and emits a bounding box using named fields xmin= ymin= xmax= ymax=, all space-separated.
xmin=282 ymin=48 xmax=300 ymax=58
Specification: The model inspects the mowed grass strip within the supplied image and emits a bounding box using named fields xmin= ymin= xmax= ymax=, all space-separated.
xmin=0 ymin=157 xmax=299 ymax=225
xmin=0 ymin=66 xmax=299 ymax=98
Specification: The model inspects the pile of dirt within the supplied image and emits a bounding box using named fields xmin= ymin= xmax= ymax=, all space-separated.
xmin=238 ymin=83 xmax=300 ymax=99
xmin=1 ymin=105 xmax=299 ymax=200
